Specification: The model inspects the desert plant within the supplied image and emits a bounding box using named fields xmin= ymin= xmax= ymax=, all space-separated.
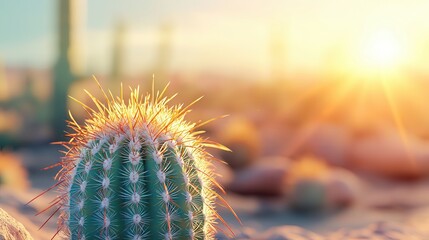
xmin=287 ymin=156 xmax=329 ymax=212
xmin=38 ymin=81 xmax=235 ymax=239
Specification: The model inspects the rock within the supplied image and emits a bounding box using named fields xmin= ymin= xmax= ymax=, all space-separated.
xmin=325 ymin=168 xmax=360 ymax=209
xmin=259 ymin=123 xmax=293 ymax=156
xmin=228 ymin=158 xmax=289 ymax=196
xmin=299 ymin=123 xmax=351 ymax=167
xmin=259 ymin=225 xmax=325 ymax=240
xmin=0 ymin=208 xmax=33 ymax=240
xmin=217 ymin=117 xmax=261 ymax=169
xmin=350 ymin=129 xmax=429 ymax=179
xmin=0 ymin=188 xmax=57 ymax=240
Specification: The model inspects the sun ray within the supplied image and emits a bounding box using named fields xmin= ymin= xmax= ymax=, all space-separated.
xmin=281 ymin=79 xmax=337 ymax=118
xmin=348 ymin=78 xmax=371 ymax=130
xmin=284 ymin=77 xmax=358 ymax=157
xmin=379 ymin=75 xmax=418 ymax=172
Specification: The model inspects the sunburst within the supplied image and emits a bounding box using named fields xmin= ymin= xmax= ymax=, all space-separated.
xmin=283 ymin=31 xmax=418 ymax=168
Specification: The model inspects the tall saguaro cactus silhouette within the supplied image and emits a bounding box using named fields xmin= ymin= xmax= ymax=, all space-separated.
xmin=52 ymin=0 xmax=84 ymax=138
xmin=109 ymin=22 xmax=126 ymax=95
xmin=149 ymin=24 xmax=173 ymax=91
xmin=0 ymin=59 xmax=8 ymax=101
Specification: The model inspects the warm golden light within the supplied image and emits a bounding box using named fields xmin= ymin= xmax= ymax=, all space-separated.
xmin=361 ymin=31 xmax=405 ymax=70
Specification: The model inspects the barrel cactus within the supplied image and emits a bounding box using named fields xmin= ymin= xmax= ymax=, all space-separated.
xmin=46 ymin=82 xmax=234 ymax=239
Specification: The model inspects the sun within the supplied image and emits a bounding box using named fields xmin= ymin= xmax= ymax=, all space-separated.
xmin=361 ymin=31 xmax=405 ymax=70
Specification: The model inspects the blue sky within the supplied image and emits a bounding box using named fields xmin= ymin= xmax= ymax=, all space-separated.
xmin=2 ymin=0 xmax=429 ymax=78
xmin=0 ymin=0 xmax=279 ymax=76
xmin=0 ymin=0 xmax=53 ymax=66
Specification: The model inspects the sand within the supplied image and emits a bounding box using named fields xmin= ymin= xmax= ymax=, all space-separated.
xmin=2 ymin=146 xmax=429 ymax=239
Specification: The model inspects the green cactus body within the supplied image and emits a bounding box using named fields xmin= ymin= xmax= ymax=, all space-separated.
xmin=51 ymin=84 xmax=230 ymax=240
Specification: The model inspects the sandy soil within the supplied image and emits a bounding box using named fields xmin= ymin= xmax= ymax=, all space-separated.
xmin=2 ymin=146 xmax=429 ymax=239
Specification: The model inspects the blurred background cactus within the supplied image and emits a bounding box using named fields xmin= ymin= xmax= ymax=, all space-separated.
xmin=286 ymin=156 xmax=329 ymax=212
xmin=52 ymin=0 xmax=84 ymax=139
xmin=286 ymin=156 xmax=359 ymax=212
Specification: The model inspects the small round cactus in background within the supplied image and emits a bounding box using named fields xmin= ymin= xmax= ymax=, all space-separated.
xmin=286 ymin=156 xmax=329 ymax=212
xmin=42 ymin=81 xmax=235 ymax=239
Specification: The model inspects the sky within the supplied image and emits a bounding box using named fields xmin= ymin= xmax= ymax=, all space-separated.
xmin=2 ymin=0 xmax=429 ymax=79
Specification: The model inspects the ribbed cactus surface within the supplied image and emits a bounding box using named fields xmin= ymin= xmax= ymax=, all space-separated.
xmin=50 ymin=83 xmax=231 ymax=240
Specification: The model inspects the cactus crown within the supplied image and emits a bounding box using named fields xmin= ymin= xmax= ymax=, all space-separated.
xmin=41 ymin=81 xmax=234 ymax=239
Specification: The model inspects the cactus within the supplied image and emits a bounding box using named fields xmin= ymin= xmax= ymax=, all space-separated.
xmin=287 ymin=156 xmax=329 ymax=212
xmin=46 ymin=81 xmax=234 ymax=240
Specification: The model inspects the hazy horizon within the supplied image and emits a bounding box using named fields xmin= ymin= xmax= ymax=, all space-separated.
xmin=2 ymin=0 xmax=429 ymax=80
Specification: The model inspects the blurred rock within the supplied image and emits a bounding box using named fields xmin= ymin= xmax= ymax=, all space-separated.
xmin=325 ymin=168 xmax=360 ymax=209
xmin=228 ymin=158 xmax=289 ymax=196
xmin=300 ymin=123 xmax=351 ymax=167
xmin=0 ymin=208 xmax=33 ymax=240
xmin=0 ymin=188 xmax=57 ymax=239
xmin=0 ymin=152 xmax=29 ymax=191
xmin=350 ymin=128 xmax=429 ymax=179
xmin=259 ymin=122 xmax=293 ymax=156
xmin=259 ymin=225 xmax=324 ymax=240
xmin=327 ymin=222 xmax=425 ymax=240
xmin=217 ymin=117 xmax=261 ymax=169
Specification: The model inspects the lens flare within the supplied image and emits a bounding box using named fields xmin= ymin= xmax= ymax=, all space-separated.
xmin=361 ymin=31 xmax=405 ymax=70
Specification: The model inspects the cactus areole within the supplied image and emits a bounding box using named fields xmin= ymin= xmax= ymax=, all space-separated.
xmin=51 ymin=82 xmax=232 ymax=240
